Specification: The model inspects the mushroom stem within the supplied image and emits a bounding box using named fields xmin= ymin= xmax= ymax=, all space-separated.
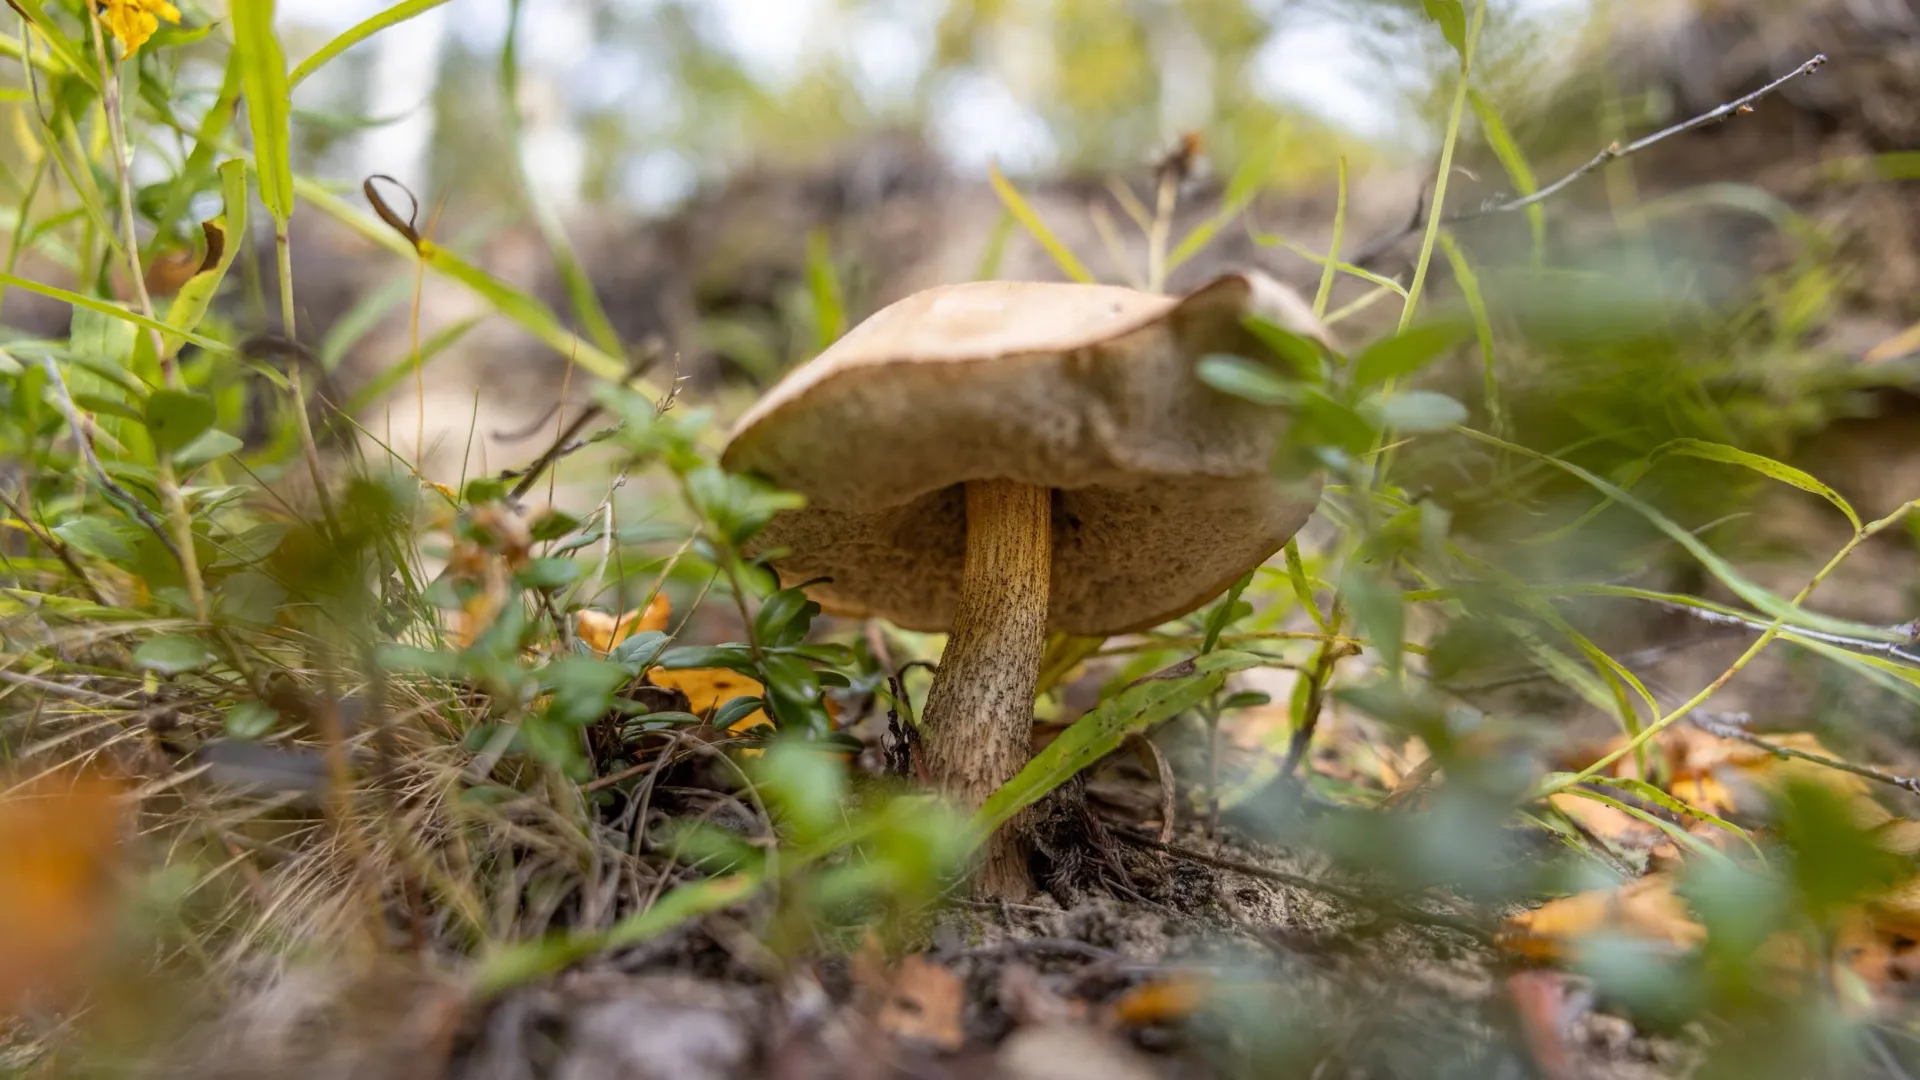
xmin=921 ymin=478 xmax=1051 ymax=898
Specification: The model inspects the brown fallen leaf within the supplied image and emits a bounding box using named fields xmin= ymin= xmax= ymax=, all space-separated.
xmin=575 ymin=594 xmax=671 ymax=654
xmin=0 ymin=768 xmax=125 ymax=1014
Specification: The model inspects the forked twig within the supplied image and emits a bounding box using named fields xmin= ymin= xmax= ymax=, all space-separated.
xmin=1352 ymin=54 xmax=1829 ymax=266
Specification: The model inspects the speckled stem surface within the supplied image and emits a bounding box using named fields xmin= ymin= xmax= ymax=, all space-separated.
xmin=921 ymin=478 xmax=1050 ymax=899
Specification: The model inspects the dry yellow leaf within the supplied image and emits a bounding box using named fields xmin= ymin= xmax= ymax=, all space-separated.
xmin=1501 ymin=874 xmax=1705 ymax=962
xmin=574 ymin=594 xmax=671 ymax=653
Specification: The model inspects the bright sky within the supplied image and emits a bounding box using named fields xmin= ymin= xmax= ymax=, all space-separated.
xmin=281 ymin=0 xmax=1594 ymax=206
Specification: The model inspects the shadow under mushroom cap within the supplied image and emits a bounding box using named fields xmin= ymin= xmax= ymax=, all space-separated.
xmin=721 ymin=271 xmax=1326 ymax=636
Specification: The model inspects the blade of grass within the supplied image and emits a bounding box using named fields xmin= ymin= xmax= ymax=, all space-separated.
xmin=342 ymin=314 xmax=481 ymax=414
xmin=1248 ymin=221 xmax=1406 ymax=297
xmin=1400 ymin=0 xmax=1487 ymax=332
xmin=294 ymin=176 xmax=639 ymax=387
xmin=1438 ymin=231 xmax=1501 ymax=435
xmin=1311 ymin=157 xmax=1349 ymax=319
xmin=232 ymin=0 xmax=294 ymax=225
xmin=9 ymin=0 xmax=95 ymax=88
xmin=1460 ymin=428 xmax=1881 ymax=638
xmin=1466 ymin=87 xmax=1545 ymax=263
xmin=500 ymin=0 xmax=623 ymax=359
xmin=988 ymin=162 xmax=1093 ymax=284
xmin=0 ymin=273 xmax=228 ymax=352
xmin=976 ymin=651 xmax=1264 ymax=834
xmin=288 ymin=0 xmax=453 ymax=87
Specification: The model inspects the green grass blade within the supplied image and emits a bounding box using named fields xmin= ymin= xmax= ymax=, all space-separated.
xmin=1400 ymin=0 xmax=1486 ymax=331
xmin=1527 ymin=437 xmax=1860 ymax=545
xmin=1247 ymin=222 xmax=1407 ymax=297
xmin=499 ymin=0 xmax=623 ymax=359
xmin=156 ymin=51 xmax=243 ymax=237
xmin=1466 ymin=87 xmax=1545 ymax=262
xmin=0 ymin=273 xmax=228 ymax=353
xmin=8 ymin=0 xmax=95 ymax=88
xmin=988 ymin=162 xmax=1094 ymax=284
xmin=1459 ymin=427 xmax=1884 ymax=638
xmin=232 ymin=0 xmax=295 ymax=223
xmin=471 ymin=872 xmax=758 ymax=997
xmin=288 ymin=0 xmax=453 ymax=87
xmin=293 ymin=176 xmax=640 ymax=388
xmin=343 ymin=314 xmax=482 ymax=414
xmin=805 ymin=228 xmax=846 ymax=350
xmin=1312 ymin=157 xmax=1349 ymax=319
xmin=1438 ymin=231 xmax=1501 ymax=434
xmin=976 ymin=651 xmax=1265 ymax=834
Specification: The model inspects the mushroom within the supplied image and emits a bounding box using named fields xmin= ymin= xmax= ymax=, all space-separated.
xmin=721 ymin=270 xmax=1327 ymax=897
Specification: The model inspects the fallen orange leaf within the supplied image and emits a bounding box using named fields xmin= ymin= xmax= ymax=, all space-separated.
xmin=1501 ymin=874 xmax=1705 ymax=962
xmin=575 ymin=594 xmax=671 ymax=653
xmin=0 ymin=768 xmax=125 ymax=1014
xmin=1110 ymin=974 xmax=1208 ymax=1026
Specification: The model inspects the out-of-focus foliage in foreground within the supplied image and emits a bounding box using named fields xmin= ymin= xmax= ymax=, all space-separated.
xmin=2 ymin=0 xmax=1920 ymax=1077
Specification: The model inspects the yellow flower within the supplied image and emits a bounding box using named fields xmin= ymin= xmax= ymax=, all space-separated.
xmin=102 ymin=0 xmax=181 ymax=57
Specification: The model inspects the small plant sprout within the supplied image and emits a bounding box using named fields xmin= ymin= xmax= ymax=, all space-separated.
xmin=722 ymin=271 xmax=1329 ymax=896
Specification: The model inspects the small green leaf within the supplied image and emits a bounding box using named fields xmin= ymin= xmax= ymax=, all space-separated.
xmin=135 ymin=634 xmax=214 ymax=675
xmin=610 ymin=630 xmax=670 ymax=671
xmin=225 ymin=700 xmax=279 ymax=739
xmin=1351 ymin=322 xmax=1471 ymax=388
xmin=161 ymin=159 xmax=249 ymax=355
xmin=174 ymin=428 xmax=244 ymax=468
xmin=714 ymin=695 xmax=767 ymax=729
xmin=1370 ymin=389 xmax=1468 ymax=433
xmin=289 ymin=0 xmax=454 ymax=86
xmin=658 ymin=644 xmax=758 ymax=674
xmin=1201 ymin=572 xmax=1254 ymax=653
xmin=69 ymin=307 xmax=137 ymax=370
xmin=752 ymin=741 xmax=845 ymax=845
xmin=753 ymin=585 xmax=819 ymax=649
xmin=515 ymin=557 xmax=579 ymax=591
xmin=72 ymin=392 xmax=144 ymax=423
xmin=528 ymin=509 xmax=581 ymax=542
xmin=1421 ymin=0 xmax=1468 ymax=60
xmin=542 ymin=657 xmax=630 ymax=726
xmin=1197 ymin=354 xmax=1302 ymax=406
xmin=1341 ymin=563 xmax=1404 ymax=674
xmin=1242 ymin=315 xmax=1325 ymax=381
xmin=145 ymin=389 xmax=217 ymax=453
xmin=53 ymin=517 xmax=134 ymax=562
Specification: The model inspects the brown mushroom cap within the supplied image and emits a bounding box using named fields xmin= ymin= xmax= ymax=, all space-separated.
xmin=720 ymin=270 xmax=1326 ymax=636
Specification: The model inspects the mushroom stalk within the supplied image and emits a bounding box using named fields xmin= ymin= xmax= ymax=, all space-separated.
xmin=921 ymin=478 xmax=1050 ymax=898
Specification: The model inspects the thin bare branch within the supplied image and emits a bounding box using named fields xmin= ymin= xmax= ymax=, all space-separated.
xmin=1689 ymin=712 xmax=1920 ymax=798
xmin=1352 ymin=54 xmax=1829 ymax=267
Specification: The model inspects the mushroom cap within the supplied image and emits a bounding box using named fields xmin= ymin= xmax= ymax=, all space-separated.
xmin=720 ymin=270 xmax=1326 ymax=636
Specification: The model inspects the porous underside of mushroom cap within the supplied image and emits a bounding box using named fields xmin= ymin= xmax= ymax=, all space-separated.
xmin=721 ymin=271 xmax=1324 ymax=636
